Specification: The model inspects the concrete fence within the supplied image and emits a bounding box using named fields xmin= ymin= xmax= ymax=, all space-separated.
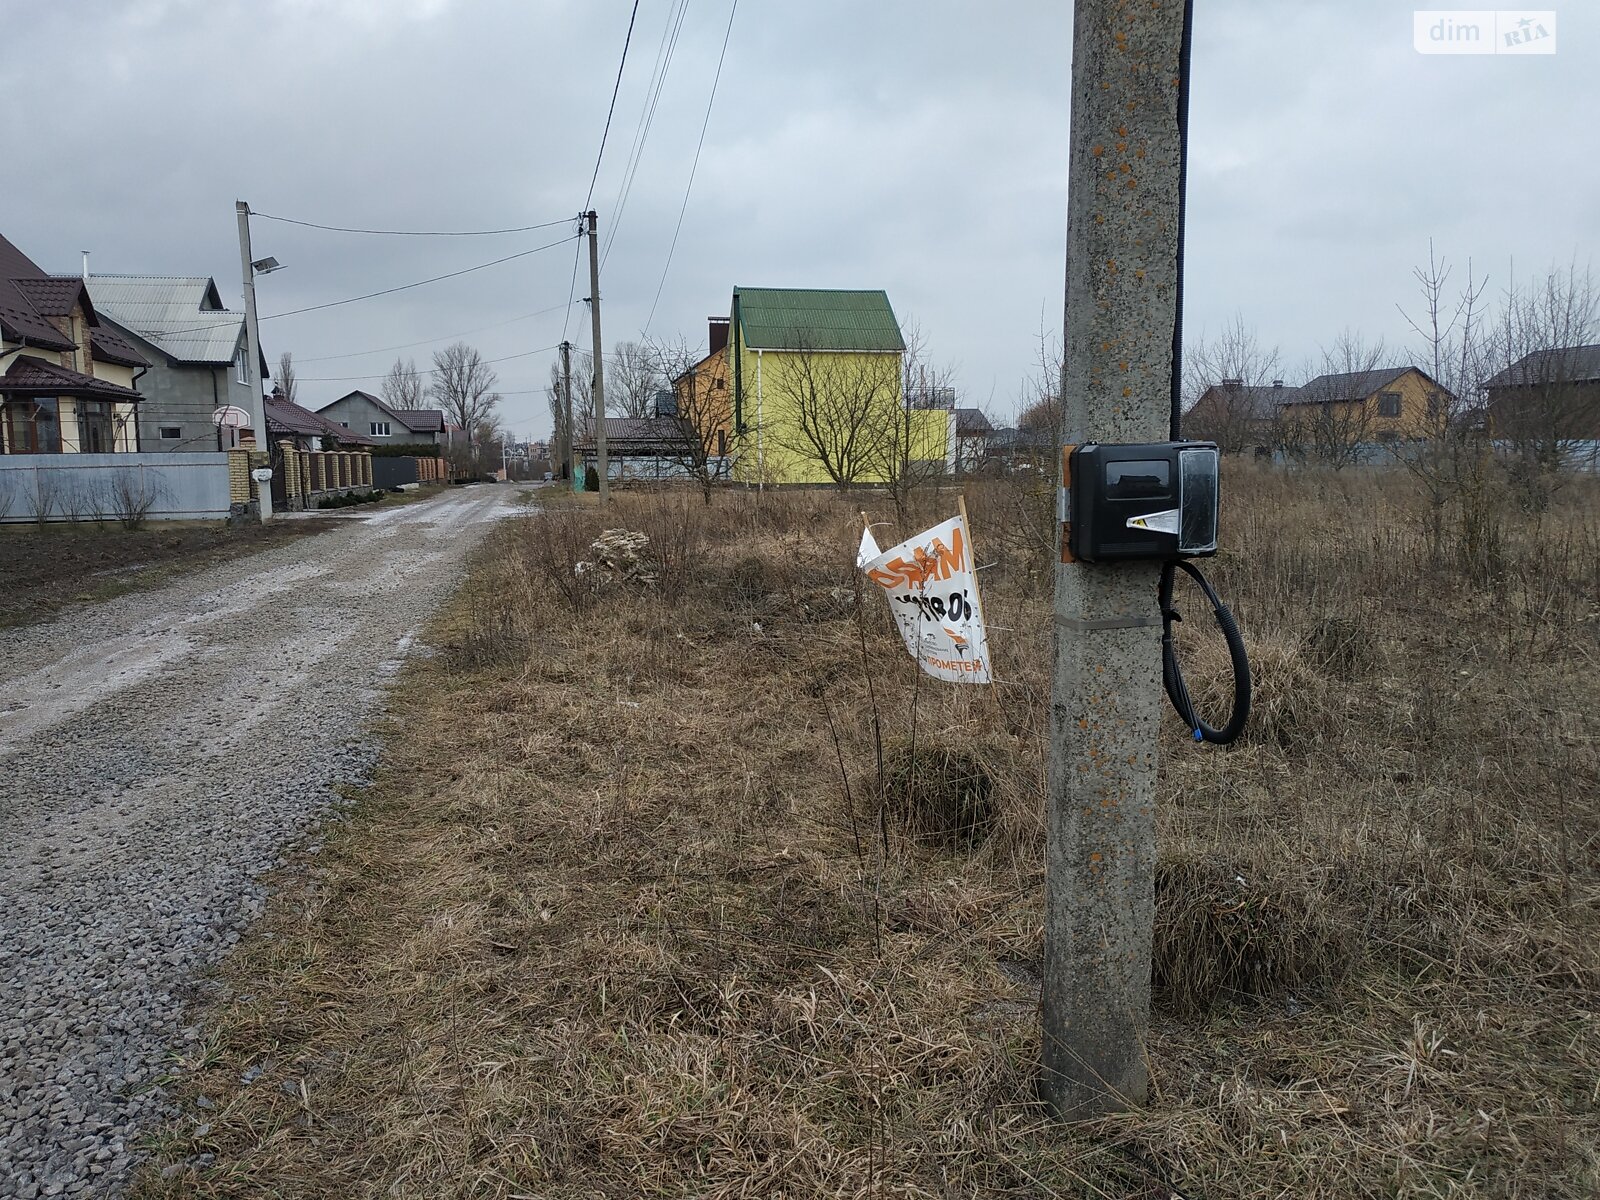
xmin=0 ymin=452 xmax=232 ymax=523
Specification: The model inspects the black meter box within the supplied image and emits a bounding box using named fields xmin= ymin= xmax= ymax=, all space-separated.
xmin=1065 ymin=441 xmax=1219 ymax=562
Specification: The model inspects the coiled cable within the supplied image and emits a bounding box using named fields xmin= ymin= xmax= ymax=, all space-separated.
xmin=1159 ymin=559 xmax=1250 ymax=745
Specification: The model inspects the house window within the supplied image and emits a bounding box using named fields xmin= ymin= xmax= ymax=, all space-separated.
xmin=236 ymin=347 xmax=250 ymax=385
xmin=3 ymin=398 xmax=61 ymax=453
xmin=159 ymin=426 xmax=183 ymax=441
xmin=77 ymin=401 xmax=117 ymax=453
xmin=1378 ymin=392 xmax=1402 ymax=417
xmin=339 ymin=421 xmax=349 ymax=428
xmin=370 ymin=421 xmax=391 ymax=437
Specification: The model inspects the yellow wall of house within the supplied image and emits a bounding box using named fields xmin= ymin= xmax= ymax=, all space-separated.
xmin=731 ymin=335 xmax=943 ymax=484
xmin=1283 ymin=368 xmax=1447 ymax=442
xmin=1368 ymin=368 xmax=1445 ymax=439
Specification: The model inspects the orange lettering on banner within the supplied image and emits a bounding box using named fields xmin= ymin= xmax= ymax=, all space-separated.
xmin=866 ymin=527 xmax=968 ymax=590
xmin=924 ymin=655 xmax=986 ymax=674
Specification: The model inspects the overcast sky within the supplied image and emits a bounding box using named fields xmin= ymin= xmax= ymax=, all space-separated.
xmin=4 ymin=1 xmax=1594 ymax=440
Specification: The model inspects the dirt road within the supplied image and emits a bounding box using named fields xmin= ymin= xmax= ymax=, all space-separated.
xmin=0 ymin=485 xmax=519 ymax=1198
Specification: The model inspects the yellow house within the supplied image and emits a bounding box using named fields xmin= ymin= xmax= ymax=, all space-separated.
xmin=728 ymin=287 xmax=948 ymax=485
xmin=1278 ymin=365 xmax=1452 ymax=443
xmin=1 ymin=232 xmax=144 ymax=455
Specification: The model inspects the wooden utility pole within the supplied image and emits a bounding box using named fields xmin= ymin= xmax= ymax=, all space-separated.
xmin=234 ymin=200 xmax=270 ymax=523
xmin=584 ymin=210 xmax=609 ymax=503
xmin=1042 ymin=0 xmax=1191 ymax=1116
xmin=559 ymin=339 xmax=574 ymax=484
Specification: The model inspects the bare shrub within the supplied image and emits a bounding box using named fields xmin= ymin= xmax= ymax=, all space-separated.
xmin=109 ymin=469 xmax=160 ymax=530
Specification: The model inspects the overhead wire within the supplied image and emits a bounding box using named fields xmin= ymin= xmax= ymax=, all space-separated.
xmin=601 ymin=0 xmax=692 ymax=269
xmin=584 ymin=0 xmax=643 ymax=211
xmin=152 ymin=233 xmax=578 ymax=340
xmin=298 ymin=343 xmax=567 ymax=383
xmin=250 ymin=211 xmax=575 ymax=237
xmin=644 ymin=0 xmax=738 ymax=336
xmin=261 ymin=233 xmax=578 ymax=322
xmin=295 ymin=301 xmax=580 ymax=364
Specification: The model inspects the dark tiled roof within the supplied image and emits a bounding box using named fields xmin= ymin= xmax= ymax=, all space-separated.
xmin=1192 ymin=381 xmax=1302 ymax=418
xmin=391 ymin=407 xmax=445 ymax=433
xmin=1 ymin=354 xmax=142 ymax=401
xmin=573 ymin=415 xmax=694 ymax=449
xmin=1291 ymin=366 xmax=1414 ymax=404
xmin=1484 ymin=343 xmax=1600 ymax=388
xmin=0 ymin=232 xmax=78 ymax=350
xmin=14 ymin=277 xmax=87 ymax=318
xmin=266 ymin=396 xmax=376 ymax=445
xmin=90 ymin=326 xmax=148 ymax=369
xmin=954 ymin=407 xmax=993 ymax=436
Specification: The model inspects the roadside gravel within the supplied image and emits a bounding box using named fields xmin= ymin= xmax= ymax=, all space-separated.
xmin=0 ymin=485 xmax=518 ymax=1198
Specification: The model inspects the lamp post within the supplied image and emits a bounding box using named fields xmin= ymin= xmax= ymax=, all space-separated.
xmin=235 ymin=201 xmax=284 ymax=522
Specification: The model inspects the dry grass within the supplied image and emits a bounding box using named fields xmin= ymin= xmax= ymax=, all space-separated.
xmin=135 ymin=465 xmax=1599 ymax=1198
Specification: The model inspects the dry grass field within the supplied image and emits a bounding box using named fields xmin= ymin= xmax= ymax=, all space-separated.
xmin=135 ymin=464 xmax=1599 ymax=1198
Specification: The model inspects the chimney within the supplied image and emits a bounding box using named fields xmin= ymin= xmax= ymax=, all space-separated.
xmin=81 ymin=250 xmax=90 ymax=281
xmin=1272 ymin=379 xmax=1284 ymax=389
xmin=1222 ymin=377 xmax=1243 ymax=392
xmin=708 ymin=316 xmax=730 ymax=355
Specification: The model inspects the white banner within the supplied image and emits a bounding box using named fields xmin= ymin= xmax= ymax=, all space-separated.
xmin=859 ymin=512 xmax=993 ymax=684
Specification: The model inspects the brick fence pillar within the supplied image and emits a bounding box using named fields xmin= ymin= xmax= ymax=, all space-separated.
xmin=227 ymin=448 xmax=250 ymax=504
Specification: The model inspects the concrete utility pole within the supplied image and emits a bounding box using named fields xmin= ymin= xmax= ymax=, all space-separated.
xmin=1042 ymin=0 xmax=1191 ymax=1116
xmin=235 ymin=200 xmax=271 ymax=523
xmin=559 ymin=339 xmax=574 ymax=484
xmin=584 ymin=210 xmax=609 ymax=503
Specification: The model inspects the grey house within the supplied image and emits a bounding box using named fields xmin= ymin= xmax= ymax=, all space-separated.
xmin=75 ymin=275 xmax=262 ymax=451
xmin=316 ymin=391 xmax=447 ymax=446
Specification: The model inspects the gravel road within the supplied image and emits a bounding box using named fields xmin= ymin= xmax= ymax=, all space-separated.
xmin=0 ymin=486 xmax=518 ymax=1198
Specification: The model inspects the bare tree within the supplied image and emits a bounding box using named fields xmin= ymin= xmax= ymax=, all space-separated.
xmin=1483 ymin=262 xmax=1599 ymax=502
xmin=382 ymin=357 xmax=426 ymax=410
xmin=606 ymin=341 xmax=663 ymax=419
xmin=865 ymin=323 xmax=952 ymax=522
xmin=1394 ymin=241 xmax=1495 ymax=560
xmin=276 ymin=351 xmax=298 ymax=407
xmin=1183 ymin=313 xmax=1283 ymax=453
xmin=766 ymin=339 xmax=902 ymax=489
xmin=646 ymin=339 xmax=733 ymax=503
xmin=1012 ymin=322 xmax=1063 ymax=476
xmin=1277 ymin=331 xmax=1387 ymax=470
xmin=430 ymin=342 xmax=501 ymax=466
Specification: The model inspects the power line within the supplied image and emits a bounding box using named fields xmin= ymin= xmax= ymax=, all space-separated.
xmin=251 ymin=211 xmax=575 ymax=237
xmin=559 ymin=235 xmax=585 ymax=344
xmin=151 ymin=233 xmax=578 ymax=340
xmin=645 ymin=0 xmax=738 ymax=336
xmin=261 ymin=234 xmax=578 ymax=322
xmin=295 ymin=300 xmax=580 ymax=363
xmin=602 ymin=0 xmax=692 ymax=269
xmin=299 ymin=343 xmax=566 ymax=382
xmin=585 ymin=0 xmax=643 ymax=210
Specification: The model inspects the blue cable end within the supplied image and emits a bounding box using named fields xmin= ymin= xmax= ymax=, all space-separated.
xmin=1192 ymin=728 xmax=1204 ymax=741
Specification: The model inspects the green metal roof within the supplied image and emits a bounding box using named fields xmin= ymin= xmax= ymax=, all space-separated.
xmin=733 ymin=287 xmax=905 ymax=352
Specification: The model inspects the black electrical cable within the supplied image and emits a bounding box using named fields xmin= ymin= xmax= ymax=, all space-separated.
xmin=1156 ymin=0 xmax=1249 ymax=747
xmin=1159 ymin=559 xmax=1250 ymax=745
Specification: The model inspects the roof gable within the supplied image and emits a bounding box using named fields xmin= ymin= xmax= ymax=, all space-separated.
xmin=0 ymin=232 xmax=80 ymax=350
xmin=77 ymin=275 xmax=245 ymax=365
xmin=322 ymin=390 xmax=445 ymax=433
xmin=733 ymin=287 xmax=906 ymax=352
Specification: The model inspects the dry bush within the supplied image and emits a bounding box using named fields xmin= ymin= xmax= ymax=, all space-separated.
xmin=138 ymin=466 xmax=1600 ymax=1200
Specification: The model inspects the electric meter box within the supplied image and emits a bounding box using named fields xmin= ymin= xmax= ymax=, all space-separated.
xmin=1066 ymin=441 xmax=1219 ymax=562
